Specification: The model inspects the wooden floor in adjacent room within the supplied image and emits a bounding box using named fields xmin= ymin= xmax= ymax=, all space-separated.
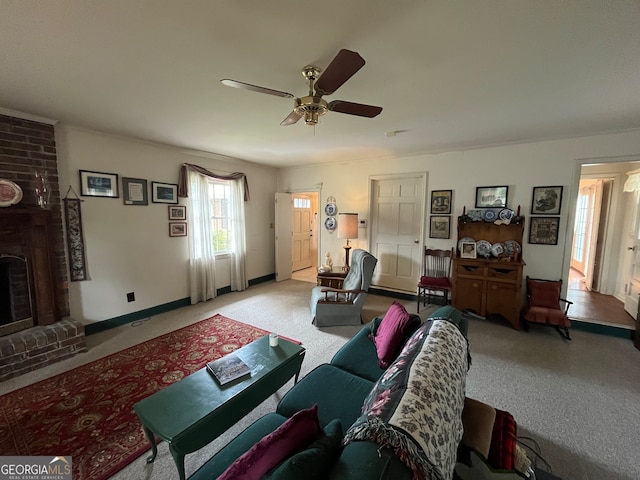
xmin=566 ymin=268 xmax=636 ymax=329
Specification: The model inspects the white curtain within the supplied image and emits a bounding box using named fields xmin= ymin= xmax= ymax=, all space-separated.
xmin=187 ymin=170 xmax=217 ymax=304
xmin=230 ymin=177 xmax=248 ymax=291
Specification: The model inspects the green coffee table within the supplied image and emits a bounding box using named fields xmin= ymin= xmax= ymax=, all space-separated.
xmin=133 ymin=335 xmax=305 ymax=480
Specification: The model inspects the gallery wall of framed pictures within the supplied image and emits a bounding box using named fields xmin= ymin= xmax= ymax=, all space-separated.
xmin=429 ymin=190 xmax=453 ymax=238
xmin=528 ymin=186 xmax=563 ymax=245
xmin=77 ymin=170 xmax=186 ymax=237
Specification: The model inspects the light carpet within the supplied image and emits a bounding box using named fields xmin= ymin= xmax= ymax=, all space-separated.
xmin=2 ymin=279 xmax=639 ymax=480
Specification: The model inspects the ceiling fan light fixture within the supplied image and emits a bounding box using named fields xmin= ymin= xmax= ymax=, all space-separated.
xmin=293 ymin=96 xmax=328 ymax=125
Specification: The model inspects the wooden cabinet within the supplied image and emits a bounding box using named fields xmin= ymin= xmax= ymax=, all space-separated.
xmin=452 ymin=219 xmax=525 ymax=329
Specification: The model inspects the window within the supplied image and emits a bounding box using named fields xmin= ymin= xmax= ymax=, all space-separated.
xmin=293 ymin=197 xmax=311 ymax=209
xmin=209 ymin=180 xmax=232 ymax=253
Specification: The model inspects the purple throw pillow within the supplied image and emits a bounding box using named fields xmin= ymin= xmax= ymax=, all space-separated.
xmin=372 ymin=301 xmax=412 ymax=369
xmin=217 ymin=405 xmax=321 ymax=480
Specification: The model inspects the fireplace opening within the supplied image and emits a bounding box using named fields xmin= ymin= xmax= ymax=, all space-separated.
xmin=0 ymin=254 xmax=34 ymax=336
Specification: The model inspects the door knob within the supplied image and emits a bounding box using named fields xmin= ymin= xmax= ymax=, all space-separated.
xmin=414 ymin=240 xmax=419 ymax=244
xmin=629 ymin=246 xmax=637 ymax=251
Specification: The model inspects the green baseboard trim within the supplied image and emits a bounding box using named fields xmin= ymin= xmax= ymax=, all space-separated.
xmin=369 ymin=287 xmax=417 ymax=302
xmin=85 ymin=274 xmax=277 ymax=336
xmin=85 ymin=298 xmax=191 ymax=335
xmin=570 ymin=319 xmax=635 ymax=339
xmin=250 ymin=273 xmax=276 ymax=286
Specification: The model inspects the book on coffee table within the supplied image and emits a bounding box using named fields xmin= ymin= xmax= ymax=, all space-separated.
xmin=206 ymin=353 xmax=251 ymax=385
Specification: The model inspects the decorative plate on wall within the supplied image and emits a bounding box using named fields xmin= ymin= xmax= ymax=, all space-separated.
xmin=324 ymin=216 xmax=337 ymax=232
xmin=0 ymin=179 xmax=23 ymax=207
xmin=324 ymin=203 xmax=337 ymax=216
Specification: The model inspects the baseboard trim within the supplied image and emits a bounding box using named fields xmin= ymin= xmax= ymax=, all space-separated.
xmin=85 ymin=298 xmax=191 ymax=335
xmin=85 ymin=275 xmax=278 ymax=336
xmin=570 ymin=319 xmax=635 ymax=339
xmin=369 ymin=287 xmax=417 ymax=302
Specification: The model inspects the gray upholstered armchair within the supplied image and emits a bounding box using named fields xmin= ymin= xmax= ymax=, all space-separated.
xmin=310 ymin=249 xmax=378 ymax=327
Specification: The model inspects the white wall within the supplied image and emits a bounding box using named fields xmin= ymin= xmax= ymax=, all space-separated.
xmin=56 ymin=126 xmax=278 ymax=323
xmin=278 ymin=130 xmax=640 ymax=292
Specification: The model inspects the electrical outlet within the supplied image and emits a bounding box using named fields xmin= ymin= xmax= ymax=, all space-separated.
xmin=127 ymin=292 xmax=135 ymax=302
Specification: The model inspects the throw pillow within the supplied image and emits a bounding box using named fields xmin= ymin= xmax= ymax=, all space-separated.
xmin=372 ymin=301 xmax=412 ymax=369
xmin=528 ymin=279 xmax=562 ymax=310
xmin=266 ymin=419 xmax=343 ymax=480
xmin=217 ymin=405 xmax=321 ymax=480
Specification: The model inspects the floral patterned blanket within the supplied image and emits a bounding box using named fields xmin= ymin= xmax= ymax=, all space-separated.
xmin=343 ymin=319 xmax=470 ymax=480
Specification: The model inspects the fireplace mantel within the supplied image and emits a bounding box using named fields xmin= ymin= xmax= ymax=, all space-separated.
xmin=0 ymin=207 xmax=60 ymax=328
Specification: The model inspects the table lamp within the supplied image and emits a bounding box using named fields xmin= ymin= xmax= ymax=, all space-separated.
xmin=337 ymin=213 xmax=358 ymax=269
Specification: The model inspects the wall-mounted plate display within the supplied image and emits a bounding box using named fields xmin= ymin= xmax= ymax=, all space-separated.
xmin=324 ymin=216 xmax=337 ymax=232
xmin=324 ymin=203 xmax=337 ymax=216
xmin=0 ymin=179 xmax=23 ymax=207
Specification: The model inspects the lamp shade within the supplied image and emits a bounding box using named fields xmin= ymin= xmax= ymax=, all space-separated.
xmin=337 ymin=213 xmax=358 ymax=239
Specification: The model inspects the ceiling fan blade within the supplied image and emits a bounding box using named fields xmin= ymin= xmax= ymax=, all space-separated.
xmin=328 ymin=100 xmax=383 ymax=118
xmin=315 ymin=49 xmax=366 ymax=96
xmin=220 ymin=79 xmax=294 ymax=98
xmin=280 ymin=110 xmax=303 ymax=126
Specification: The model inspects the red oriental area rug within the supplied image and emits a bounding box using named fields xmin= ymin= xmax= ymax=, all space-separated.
xmin=0 ymin=314 xmax=271 ymax=480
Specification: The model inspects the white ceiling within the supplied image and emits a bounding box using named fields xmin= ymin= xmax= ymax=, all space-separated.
xmin=2 ymin=1 xmax=640 ymax=168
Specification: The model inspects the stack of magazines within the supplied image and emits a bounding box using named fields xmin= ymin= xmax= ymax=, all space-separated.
xmin=206 ymin=354 xmax=251 ymax=385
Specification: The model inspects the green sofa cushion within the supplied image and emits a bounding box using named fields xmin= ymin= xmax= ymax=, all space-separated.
xmin=266 ymin=418 xmax=343 ymax=480
xmin=276 ymin=364 xmax=374 ymax=428
xmin=331 ymin=314 xmax=421 ymax=382
xmin=327 ymin=441 xmax=412 ymax=480
xmin=188 ymin=413 xmax=287 ymax=480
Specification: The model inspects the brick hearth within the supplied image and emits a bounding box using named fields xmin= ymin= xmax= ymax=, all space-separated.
xmin=0 ymin=319 xmax=87 ymax=382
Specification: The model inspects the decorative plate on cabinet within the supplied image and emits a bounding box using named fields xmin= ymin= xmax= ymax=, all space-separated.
xmin=482 ymin=209 xmax=497 ymax=222
xmin=491 ymin=242 xmax=504 ymax=257
xmin=504 ymin=240 xmax=521 ymax=257
xmin=324 ymin=216 xmax=337 ymax=232
xmin=499 ymin=208 xmax=514 ymax=221
xmin=476 ymin=240 xmax=492 ymax=258
xmin=0 ymin=179 xmax=23 ymax=207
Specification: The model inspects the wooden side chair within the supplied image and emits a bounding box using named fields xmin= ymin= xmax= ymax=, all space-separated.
xmin=521 ymin=276 xmax=573 ymax=340
xmin=417 ymin=247 xmax=454 ymax=313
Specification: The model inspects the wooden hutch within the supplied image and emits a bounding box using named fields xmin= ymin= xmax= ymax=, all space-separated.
xmin=452 ymin=217 xmax=525 ymax=329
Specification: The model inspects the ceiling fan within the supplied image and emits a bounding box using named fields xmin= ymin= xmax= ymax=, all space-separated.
xmin=221 ymin=49 xmax=383 ymax=126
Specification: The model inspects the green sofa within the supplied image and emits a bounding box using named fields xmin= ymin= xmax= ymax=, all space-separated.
xmin=189 ymin=306 xmax=468 ymax=480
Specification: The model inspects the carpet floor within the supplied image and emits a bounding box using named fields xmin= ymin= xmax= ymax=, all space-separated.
xmin=0 ymin=314 xmax=269 ymax=480
xmin=2 ymin=279 xmax=639 ymax=480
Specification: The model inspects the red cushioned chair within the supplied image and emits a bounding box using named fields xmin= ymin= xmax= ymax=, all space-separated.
xmin=417 ymin=247 xmax=454 ymax=313
xmin=521 ymin=276 xmax=573 ymax=340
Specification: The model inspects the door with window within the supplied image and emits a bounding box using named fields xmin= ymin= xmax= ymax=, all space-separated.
xmin=571 ymin=179 xmax=602 ymax=289
xmin=292 ymin=195 xmax=313 ymax=271
xmin=370 ymin=174 xmax=426 ymax=292
xmin=624 ymin=190 xmax=640 ymax=319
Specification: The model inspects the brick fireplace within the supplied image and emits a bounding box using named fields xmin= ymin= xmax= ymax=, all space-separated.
xmin=0 ymin=114 xmax=85 ymax=381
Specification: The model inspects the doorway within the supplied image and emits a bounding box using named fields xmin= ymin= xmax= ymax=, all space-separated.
xmin=565 ymin=162 xmax=639 ymax=329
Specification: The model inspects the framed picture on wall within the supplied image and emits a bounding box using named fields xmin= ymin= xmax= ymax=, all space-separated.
xmin=529 ymin=216 xmax=560 ymax=245
xmin=169 ymin=222 xmax=187 ymax=237
xmin=475 ymin=185 xmax=508 ymax=208
xmin=168 ymin=205 xmax=186 ymax=220
xmin=429 ymin=216 xmax=451 ymax=239
xmin=531 ymin=186 xmax=563 ymax=215
xmin=122 ymin=177 xmax=148 ymax=205
xmin=430 ymin=190 xmax=452 ymax=214
xmin=152 ymin=182 xmax=178 ymax=204
xmin=79 ymin=170 xmax=119 ymax=198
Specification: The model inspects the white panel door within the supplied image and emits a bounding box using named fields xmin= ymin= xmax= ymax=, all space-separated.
xmin=275 ymin=193 xmax=292 ymax=281
xmin=292 ymin=195 xmax=312 ymax=271
xmin=370 ymin=175 xmax=425 ymax=292
xmin=624 ymin=190 xmax=640 ymax=319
